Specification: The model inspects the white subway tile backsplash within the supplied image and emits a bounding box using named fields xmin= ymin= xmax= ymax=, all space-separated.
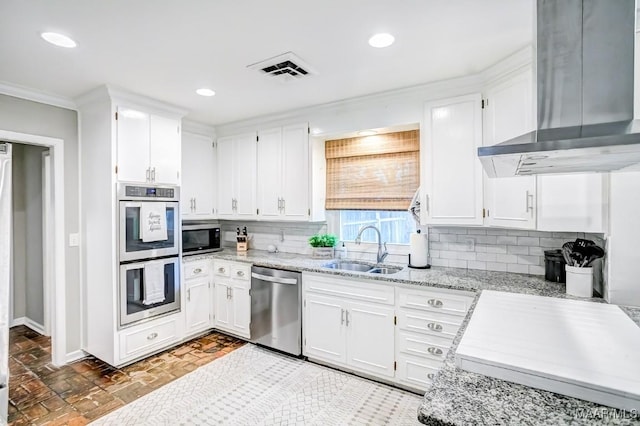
xmin=529 ymin=265 xmax=545 ymax=275
xmin=430 ymin=241 xmax=449 ymax=250
xmin=439 ymin=234 xmax=458 ymax=243
xmin=517 ymin=255 xmax=540 ymax=265
xmin=507 ymin=229 xmax=530 ymax=236
xmin=468 ymin=229 xmax=487 ymax=235
xmin=467 ymin=260 xmax=487 ymax=270
xmin=430 ymin=258 xmax=449 ymax=267
xmin=529 ymin=246 xmax=544 ymax=256
xmin=457 ymin=251 xmax=477 ymax=261
xmin=497 ymin=236 xmax=518 ymax=245
xmin=476 ymin=252 xmax=497 ymax=262
xmin=485 ymin=245 xmax=507 ymax=254
xmin=527 ymin=231 xmax=550 ymax=237
xmin=539 ymin=238 xmax=567 ymax=248
xmin=517 ymin=236 xmax=540 ymax=246
xmin=486 ymin=262 xmax=507 ymax=272
xmin=474 ymin=235 xmax=498 ymax=244
xmin=440 ymin=250 xmax=459 ymax=260
xmin=507 ymin=245 xmax=529 ymax=255
xmin=428 ymin=233 xmax=440 ymax=242
xmin=496 ymin=254 xmax=518 ymax=264
xmin=486 ymin=229 xmax=508 ymax=236
xmin=507 ymin=264 xmax=529 ymax=274
xmin=449 ymin=259 xmax=468 ymax=268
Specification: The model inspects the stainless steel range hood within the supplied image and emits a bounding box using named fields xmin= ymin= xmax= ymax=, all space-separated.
xmin=479 ymin=0 xmax=640 ymax=177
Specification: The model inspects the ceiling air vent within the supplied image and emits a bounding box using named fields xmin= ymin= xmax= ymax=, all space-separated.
xmin=248 ymin=52 xmax=317 ymax=82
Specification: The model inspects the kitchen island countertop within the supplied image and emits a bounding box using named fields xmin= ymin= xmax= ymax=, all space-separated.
xmin=190 ymin=249 xmax=640 ymax=425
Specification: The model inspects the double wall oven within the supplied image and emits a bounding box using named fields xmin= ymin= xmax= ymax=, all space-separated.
xmin=118 ymin=183 xmax=180 ymax=327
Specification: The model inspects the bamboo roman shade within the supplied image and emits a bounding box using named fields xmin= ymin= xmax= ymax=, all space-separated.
xmin=325 ymin=130 xmax=420 ymax=210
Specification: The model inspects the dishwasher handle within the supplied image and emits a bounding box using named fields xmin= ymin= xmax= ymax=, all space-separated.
xmin=251 ymin=272 xmax=298 ymax=285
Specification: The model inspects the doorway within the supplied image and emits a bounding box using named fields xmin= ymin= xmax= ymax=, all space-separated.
xmin=0 ymin=130 xmax=66 ymax=367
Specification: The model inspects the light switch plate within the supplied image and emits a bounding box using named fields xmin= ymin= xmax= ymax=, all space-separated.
xmin=69 ymin=233 xmax=79 ymax=247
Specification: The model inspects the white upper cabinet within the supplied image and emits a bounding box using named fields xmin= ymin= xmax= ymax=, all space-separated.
xmin=216 ymin=133 xmax=257 ymax=219
xmin=537 ymin=173 xmax=608 ymax=232
xmin=483 ymin=69 xmax=537 ymax=229
xmin=116 ymin=106 xmax=181 ymax=185
xmin=256 ymin=123 xmax=310 ymax=221
xmin=181 ymin=132 xmax=216 ymax=219
xmin=422 ymin=93 xmax=484 ymax=226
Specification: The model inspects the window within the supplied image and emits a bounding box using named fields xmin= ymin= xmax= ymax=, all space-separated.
xmin=325 ymin=129 xmax=420 ymax=244
xmin=339 ymin=210 xmax=415 ymax=244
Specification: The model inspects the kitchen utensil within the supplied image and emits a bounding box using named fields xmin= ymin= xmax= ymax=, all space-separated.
xmin=562 ymin=241 xmax=574 ymax=252
xmin=242 ymin=226 xmax=247 ymax=236
xmin=562 ymin=247 xmax=574 ymax=266
xmin=582 ymin=245 xmax=605 ymax=266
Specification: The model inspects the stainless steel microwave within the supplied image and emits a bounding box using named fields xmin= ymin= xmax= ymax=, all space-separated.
xmin=182 ymin=224 xmax=222 ymax=256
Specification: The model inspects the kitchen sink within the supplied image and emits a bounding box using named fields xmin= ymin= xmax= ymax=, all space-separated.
xmin=321 ymin=261 xmax=401 ymax=275
xmin=322 ymin=261 xmax=373 ymax=272
xmin=368 ymin=267 xmax=402 ymax=275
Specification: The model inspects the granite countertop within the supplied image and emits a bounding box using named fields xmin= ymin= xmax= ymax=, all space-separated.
xmin=184 ymin=249 xmax=640 ymax=425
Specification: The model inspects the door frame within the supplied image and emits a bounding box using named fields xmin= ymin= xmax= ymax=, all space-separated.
xmin=42 ymin=151 xmax=53 ymax=336
xmin=0 ymin=129 xmax=66 ymax=366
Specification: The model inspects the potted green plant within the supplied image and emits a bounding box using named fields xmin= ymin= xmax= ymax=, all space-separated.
xmin=308 ymin=233 xmax=337 ymax=258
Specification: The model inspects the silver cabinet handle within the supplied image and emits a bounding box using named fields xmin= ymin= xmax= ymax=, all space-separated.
xmin=229 ymin=287 xmax=233 ymax=299
xmin=526 ymin=190 xmax=534 ymax=216
xmin=218 ymin=267 xmax=226 ymax=273
xmin=277 ymin=198 xmax=282 ymax=211
xmin=427 ymin=299 xmax=443 ymax=308
xmin=187 ymin=289 xmax=191 ymax=301
xmin=425 ymin=194 xmax=430 ymax=213
xmin=226 ymin=287 xmax=230 ymax=299
xmin=427 ymin=373 xmax=435 ymax=380
xmin=427 ymin=347 xmax=443 ymax=356
xmin=194 ymin=197 xmax=197 ymax=212
xmin=147 ymin=332 xmax=158 ymax=340
xmin=282 ymin=198 xmax=285 ymax=212
xmin=341 ymin=308 xmax=345 ymax=325
xmin=427 ymin=322 xmax=443 ymax=332
xmin=345 ymin=310 xmax=350 ymax=327
xmin=236 ymin=270 xmax=245 ymax=277
xmin=146 ymin=168 xmax=150 ymax=182
xmin=193 ymin=268 xmax=202 ymax=274
xmin=151 ymin=167 xmax=156 ymax=182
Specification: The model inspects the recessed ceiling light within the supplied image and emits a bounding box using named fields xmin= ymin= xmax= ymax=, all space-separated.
xmin=358 ymin=130 xmax=378 ymax=136
xmin=368 ymin=33 xmax=395 ymax=48
xmin=196 ymin=88 xmax=216 ymax=97
xmin=41 ymin=32 xmax=77 ymax=48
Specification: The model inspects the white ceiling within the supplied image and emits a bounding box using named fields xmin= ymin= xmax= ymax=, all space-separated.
xmin=0 ymin=0 xmax=533 ymax=126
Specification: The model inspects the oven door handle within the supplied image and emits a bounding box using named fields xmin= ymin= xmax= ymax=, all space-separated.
xmin=251 ymin=272 xmax=298 ymax=285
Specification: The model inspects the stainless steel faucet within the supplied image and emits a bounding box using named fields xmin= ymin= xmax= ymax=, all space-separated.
xmin=355 ymin=225 xmax=389 ymax=264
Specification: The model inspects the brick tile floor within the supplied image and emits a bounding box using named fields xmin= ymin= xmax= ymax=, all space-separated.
xmin=7 ymin=326 xmax=245 ymax=425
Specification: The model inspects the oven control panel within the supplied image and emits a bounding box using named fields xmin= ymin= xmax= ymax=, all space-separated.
xmin=118 ymin=183 xmax=180 ymax=201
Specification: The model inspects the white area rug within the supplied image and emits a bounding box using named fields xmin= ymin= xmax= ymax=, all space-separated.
xmin=92 ymin=344 xmax=422 ymax=425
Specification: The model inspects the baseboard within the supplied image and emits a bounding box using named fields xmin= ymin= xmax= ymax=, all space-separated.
xmin=66 ymin=350 xmax=88 ymax=363
xmin=10 ymin=317 xmax=26 ymax=327
xmin=10 ymin=317 xmax=48 ymax=336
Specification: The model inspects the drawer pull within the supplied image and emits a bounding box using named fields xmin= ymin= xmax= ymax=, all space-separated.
xmin=427 ymin=373 xmax=435 ymax=380
xmin=427 ymin=347 xmax=443 ymax=356
xmin=193 ymin=268 xmax=202 ymax=274
xmin=236 ymin=270 xmax=245 ymax=277
xmin=147 ymin=332 xmax=158 ymax=341
xmin=218 ymin=267 xmax=226 ymax=273
xmin=427 ymin=299 xmax=443 ymax=308
xmin=427 ymin=322 xmax=443 ymax=332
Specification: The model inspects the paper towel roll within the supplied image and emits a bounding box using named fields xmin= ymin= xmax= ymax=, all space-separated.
xmin=409 ymin=232 xmax=429 ymax=267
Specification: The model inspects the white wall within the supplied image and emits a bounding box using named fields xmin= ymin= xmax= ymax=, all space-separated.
xmin=0 ymin=94 xmax=81 ymax=353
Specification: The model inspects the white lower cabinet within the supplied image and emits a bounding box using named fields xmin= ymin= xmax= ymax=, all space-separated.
xmin=213 ymin=260 xmax=251 ymax=339
xmin=118 ymin=313 xmax=182 ymax=363
xmin=302 ymin=272 xmax=474 ymax=392
xmin=183 ymin=257 xmax=214 ymax=338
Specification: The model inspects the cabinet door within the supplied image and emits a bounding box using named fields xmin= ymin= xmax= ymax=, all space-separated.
xmin=233 ymin=133 xmax=257 ymax=218
xmin=116 ymin=107 xmax=150 ymax=183
xmin=281 ymin=123 xmax=310 ymax=220
xmin=537 ymin=173 xmax=608 ymax=232
xmin=230 ymin=283 xmax=251 ymax=338
xmin=149 ymin=115 xmax=181 ymax=185
xmin=185 ymin=278 xmax=211 ymax=336
xmin=214 ymin=281 xmax=232 ymax=330
xmin=483 ymin=70 xmax=536 ymax=229
xmin=256 ymin=128 xmax=283 ymax=219
xmin=303 ymin=294 xmax=346 ymax=364
xmin=346 ymin=301 xmax=395 ymax=378
xmin=422 ymin=94 xmax=483 ymax=225
xmin=216 ymin=137 xmax=236 ymax=218
xmin=181 ymin=132 xmax=215 ymax=219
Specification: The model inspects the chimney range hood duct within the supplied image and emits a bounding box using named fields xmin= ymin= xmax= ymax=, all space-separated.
xmin=478 ymin=0 xmax=640 ymax=177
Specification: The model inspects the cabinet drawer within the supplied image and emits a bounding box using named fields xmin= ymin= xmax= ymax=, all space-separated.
xmin=398 ymin=288 xmax=473 ymax=316
xmin=397 ymin=308 xmax=463 ymax=339
xmin=119 ymin=316 xmax=180 ymax=360
xmin=397 ymin=330 xmax=453 ymax=360
xmin=396 ymin=353 xmax=444 ymax=391
xmin=304 ymin=274 xmax=394 ymax=305
xmin=184 ymin=260 xmax=211 ymax=280
xmin=213 ymin=261 xmax=231 ymax=277
xmin=231 ymin=264 xmax=250 ymax=281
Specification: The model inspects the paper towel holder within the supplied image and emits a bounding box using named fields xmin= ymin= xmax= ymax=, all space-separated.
xmin=408 ymin=253 xmax=431 ymax=269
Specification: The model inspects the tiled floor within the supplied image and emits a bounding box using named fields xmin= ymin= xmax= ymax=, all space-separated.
xmin=7 ymin=325 xmax=245 ymax=425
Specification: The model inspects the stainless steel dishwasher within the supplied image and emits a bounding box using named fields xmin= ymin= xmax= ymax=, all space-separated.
xmin=250 ymin=266 xmax=302 ymax=356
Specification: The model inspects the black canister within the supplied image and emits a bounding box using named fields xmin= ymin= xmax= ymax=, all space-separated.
xmin=544 ymin=249 xmax=566 ymax=283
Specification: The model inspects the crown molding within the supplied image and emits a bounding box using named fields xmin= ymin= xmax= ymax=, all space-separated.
xmin=0 ymin=80 xmax=77 ymax=110
xmin=182 ymin=119 xmax=216 ymax=137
